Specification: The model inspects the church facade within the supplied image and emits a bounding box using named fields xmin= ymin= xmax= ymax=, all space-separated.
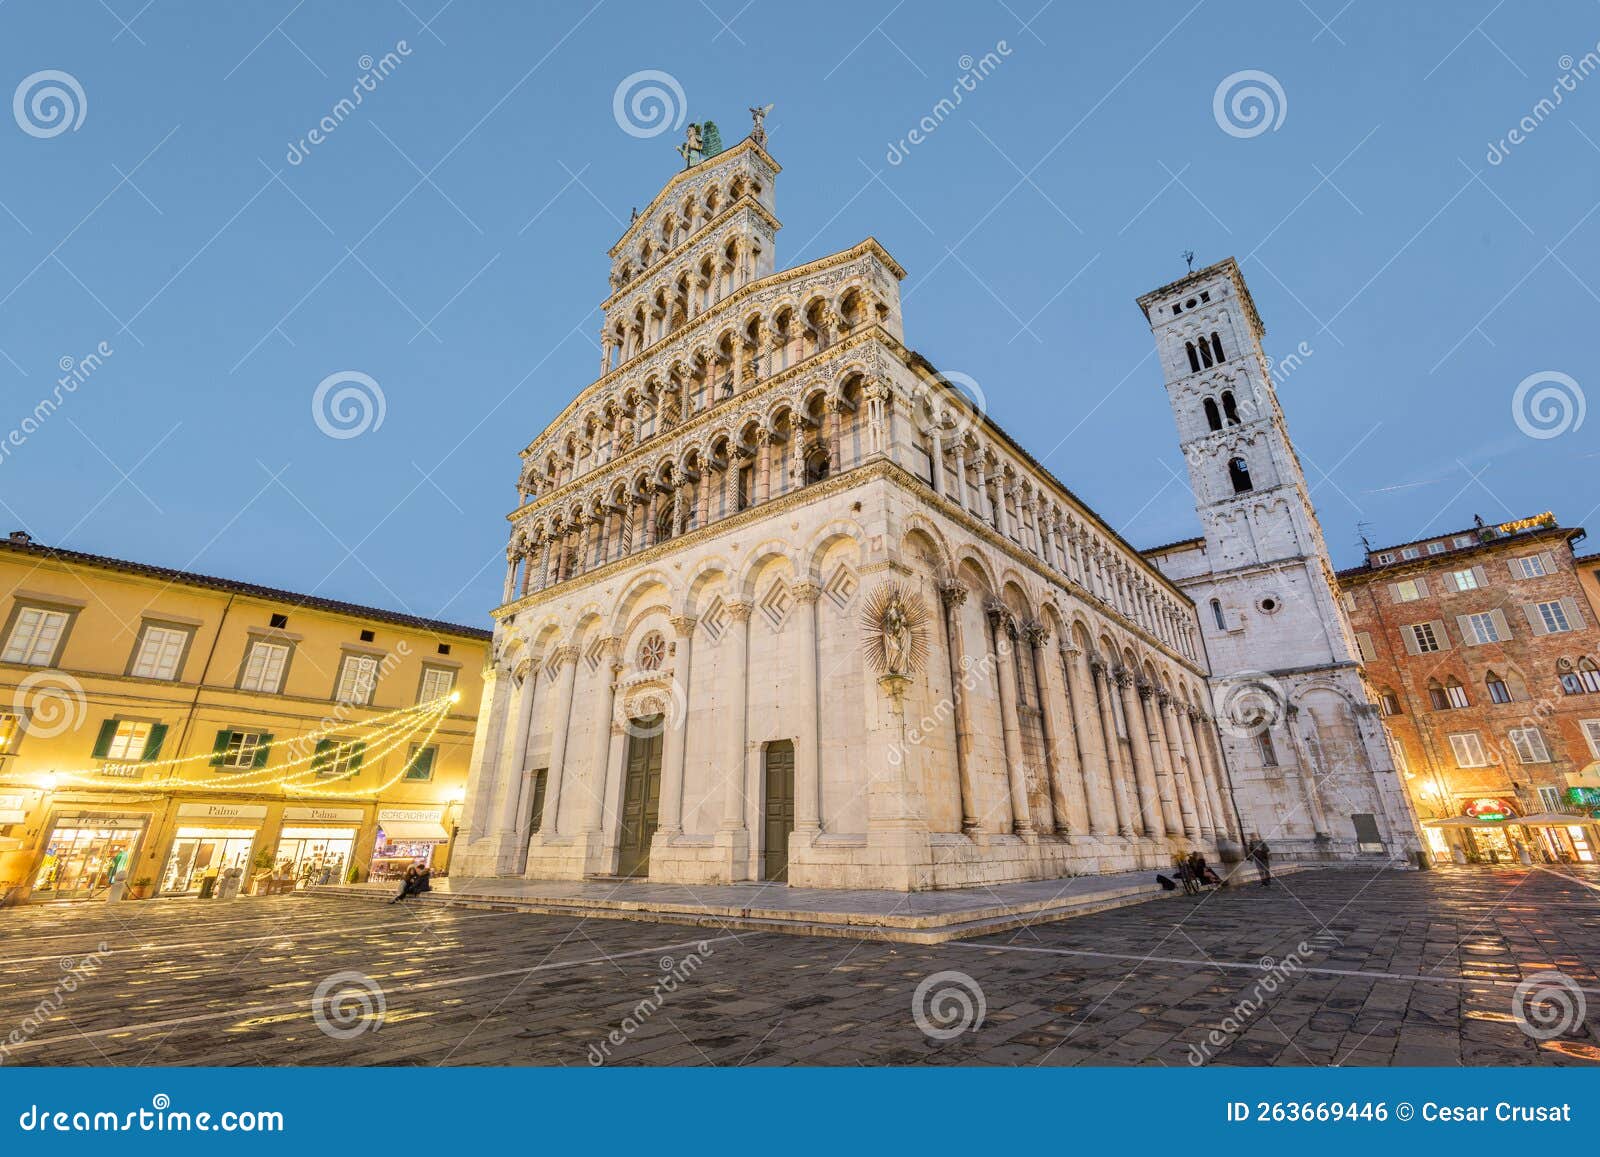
xmin=453 ymin=123 xmax=1417 ymax=889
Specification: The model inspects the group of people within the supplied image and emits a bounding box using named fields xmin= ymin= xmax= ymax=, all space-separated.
xmin=1160 ymin=837 xmax=1273 ymax=895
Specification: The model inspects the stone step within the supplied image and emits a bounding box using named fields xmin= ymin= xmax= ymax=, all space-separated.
xmin=309 ymin=863 xmax=1312 ymax=943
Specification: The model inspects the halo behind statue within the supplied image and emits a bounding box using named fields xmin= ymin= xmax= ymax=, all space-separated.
xmin=860 ymin=581 xmax=931 ymax=678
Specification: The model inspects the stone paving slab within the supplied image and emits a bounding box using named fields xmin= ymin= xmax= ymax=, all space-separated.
xmin=1 ymin=866 xmax=1596 ymax=1067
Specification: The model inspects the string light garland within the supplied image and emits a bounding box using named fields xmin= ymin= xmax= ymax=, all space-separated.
xmin=37 ymin=693 xmax=457 ymax=794
xmin=282 ymin=701 xmax=450 ymax=798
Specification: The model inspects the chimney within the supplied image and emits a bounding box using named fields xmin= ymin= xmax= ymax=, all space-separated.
xmin=8 ymin=531 xmax=32 ymax=545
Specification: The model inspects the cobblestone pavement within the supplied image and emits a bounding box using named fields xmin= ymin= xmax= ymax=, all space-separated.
xmin=2 ymin=866 xmax=1597 ymax=1067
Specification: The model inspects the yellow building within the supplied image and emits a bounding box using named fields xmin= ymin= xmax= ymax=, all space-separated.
xmin=0 ymin=531 xmax=489 ymax=903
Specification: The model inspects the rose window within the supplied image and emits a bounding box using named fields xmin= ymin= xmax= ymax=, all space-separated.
xmin=637 ymin=631 xmax=666 ymax=671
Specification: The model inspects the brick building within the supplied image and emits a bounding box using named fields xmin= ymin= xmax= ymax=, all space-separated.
xmin=1339 ymin=513 xmax=1600 ymax=864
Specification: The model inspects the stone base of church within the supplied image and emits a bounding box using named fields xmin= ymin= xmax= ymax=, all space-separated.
xmin=646 ymin=828 xmax=751 ymax=884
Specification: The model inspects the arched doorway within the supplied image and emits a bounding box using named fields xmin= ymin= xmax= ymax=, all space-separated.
xmin=617 ymin=716 xmax=664 ymax=877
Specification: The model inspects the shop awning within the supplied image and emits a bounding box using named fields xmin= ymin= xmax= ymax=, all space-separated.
xmin=1507 ymin=813 xmax=1600 ymax=827
xmin=378 ymin=819 xmax=449 ymax=841
xmin=1424 ymin=817 xmax=1499 ymax=827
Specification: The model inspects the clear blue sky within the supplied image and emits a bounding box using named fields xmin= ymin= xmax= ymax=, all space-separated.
xmin=2 ymin=0 xmax=1594 ymax=627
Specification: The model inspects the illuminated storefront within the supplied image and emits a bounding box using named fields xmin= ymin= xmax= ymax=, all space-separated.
xmin=30 ymin=815 xmax=147 ymax=899
xmin=274 ymin=806 xmax=365 ymax=888
xmin=156 ymin=803 xmax=268 ymax=895
xmin=369 ymin=807 xmax=451 ymax=880
xmin=1423 ymin=795 xmax=1599 ymax=865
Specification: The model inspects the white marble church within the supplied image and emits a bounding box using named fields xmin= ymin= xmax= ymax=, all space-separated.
xmin=453 ymin=115 xmax=1420 ymax=889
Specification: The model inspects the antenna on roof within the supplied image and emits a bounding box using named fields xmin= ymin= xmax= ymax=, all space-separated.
xmin=1182 ymin=249 xmax=1195 ymax=273
xmin=1355 ymin=520 xmax=1374 ymax=554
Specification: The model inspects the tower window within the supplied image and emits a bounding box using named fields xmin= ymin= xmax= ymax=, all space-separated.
xmin=1211 ymin=331 xmax=1226 ymax=363
xmin=1203 ymin=397 xmax=1222 ymax=431
xmin=1221 ymin=390 xmax=1240 ymax=425
xmin=1228 ymin=457 xmax=1253 ymax=493
xmin=1210 ymin=599 xmax=1226 ymax=630
xmin=1185 ymin=341 xmax=1201 ymax=374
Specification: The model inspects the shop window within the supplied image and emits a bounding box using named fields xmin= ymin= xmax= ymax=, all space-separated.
xmin=404 ymin=744 xmax=437 ymax=781
xmin=209 ymin=729 xmax=273 ymax=770
xmin=2 ymin=605 xmax=72 ymax=666
xmin=418 ymin=665 xmax=456 ymax=704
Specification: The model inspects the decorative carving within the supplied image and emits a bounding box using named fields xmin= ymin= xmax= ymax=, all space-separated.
xmin=937 ymin=580 xmax=968 ymax=609
xmin=860 ymin=580 xmax=931 ymax=678
xmin=792 ymin=581 xmax=823 ymax=605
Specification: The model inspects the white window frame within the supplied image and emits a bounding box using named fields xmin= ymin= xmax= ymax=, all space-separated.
xmin=1535 ymin=601 xmax=1572 ymax=634
xmin=1454 ymin=536 xmax=1475 ymax=548
xmin=1395 ymin=579 xmax=1423 ymax=602
xmin=1466 ymin=612 xmax=1501 ymax=645
xmin=239 ymin=640 xmax=290 ymax=694
xmin=220 ymin=730 xmax=267 ymax=769
xmin=1509 ymin=728 xmax=1551 ymax=765
xmin=105 ymin=720 xmax=152 ymax=762
xmin=2 ymin=606 xmax=70 ymax=666
xmin=1401 ymin=547 xmax=1421 ymax=560
xmin=1583 ymin=720 xmax=1600 ymax=760
xmin=1376 ymin=552 xmax=1394 ymax=564
xmin=1446 ymin=683 xmax=1469 ymax=709
xmin=1452 ymin=569 xmax=1479 ymax=591
xmin=1427 ymin=541 xmax=1446 ymax=555
xmin=1517 ymin=555 xmax=1548 ymax=578
xmin=335 ymin=653 xmax=380 ymax=705
xmin=418 ymin=665 xmax=456 ymax=704
xmin=1448 ymin=731 xmax=1488 ymax=768
xmin=130 ymin=623 xmax=189 ymax=681
xmin=1537 ymin=785 xmax=1562 ymax=812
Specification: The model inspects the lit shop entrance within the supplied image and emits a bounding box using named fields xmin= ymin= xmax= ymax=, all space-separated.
xmin=369 ymin=808 xmax=450 ymax=881
xmin=160 ymin=829 xmax=257 ymax=894
xmin=275 ymin=827 xmax=358 ymax=888
xmin=30 ymin=816 xmax=147 ymax=899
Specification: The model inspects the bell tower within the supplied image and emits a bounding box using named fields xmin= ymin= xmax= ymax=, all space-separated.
xmin=1137 ymin=257 xmax=1422 ymax=862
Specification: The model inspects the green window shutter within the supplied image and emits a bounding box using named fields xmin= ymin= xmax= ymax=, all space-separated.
xmin=91 ymin=719 xmax=119 ymax=759
xmin=407 ymin=746 xmax=436 ymax=780
xmin=142 ymin=723 xmax=168 ymax=761
xmin=346 ymin=741 xmax=366 ymax=773
xmin=252 ymin=733 xmax=273 ymax=769
xmin=312 ymin=737 xmax=334 ymax=775
xmin=210 ymin=729 xmax=234 ymax=766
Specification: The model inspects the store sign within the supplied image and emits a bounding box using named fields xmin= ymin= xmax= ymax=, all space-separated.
xmin=1463 ymin=797 xmax=1518 ymax=821
xmin=0 ymin=793 xmax=30 ymax=811
xmin=0 ymin=811 xmax=26 ymax=824
xmin=177 ymin=803 xmax=269 ymax=821
xmin=98 ymin=764 xmax=143 ymax=779
xmin=377 ymin=807 xmax=443 ymax=824
xmin=281 ymin=806 xmax=364 ymax=823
